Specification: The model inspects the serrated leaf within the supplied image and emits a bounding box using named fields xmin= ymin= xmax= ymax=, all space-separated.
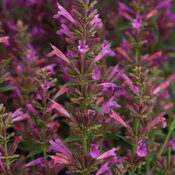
xmin=62 ymin=136 xmax=81 ymax=143
xmin=87 ymin=105 xmax=104 ymax=115
xmin=0 ymin=86 xmax=16 ymax=92
xmin=63 ymin=81 xmax=80 ymax=86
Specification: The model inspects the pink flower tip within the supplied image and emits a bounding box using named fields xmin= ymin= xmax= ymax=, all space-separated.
xmin=146 ymin=10 xmax=158 ymax=20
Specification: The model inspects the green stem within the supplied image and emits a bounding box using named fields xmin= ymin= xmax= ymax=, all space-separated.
xmin=83 ymin=3 xmax=88 ymax=39
xmin=100 ymin=138 xmax=103 ymax=152
xmin=83 ymin=128 xmax=88 ymax=156
xmin=158 ymin=118 xmax=175 ymax=158
xmin=133 ymin=117 xmax=140 ymax=155
xmin=135 ymin=45 xmax=139 ymax=66
xmin=4 ymin=138 xmax=10 ymax=171
xmin=167 ymin=147 xmax=171 ymax=170
xmin=80 ymin=77 xmax=86 ymax=114
xmin=135 ymin=118 xmax=139 ymax=136
xmin=146 ymin=160 xmax=149 ymax=175
xmin=138 ymin=166 xmax=141 ymax=175
xmin=42 ymin=127 xmax=47 ymax=167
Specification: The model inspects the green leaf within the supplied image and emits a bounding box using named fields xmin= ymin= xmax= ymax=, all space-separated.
xmin=62 ymin=136 xmax=81 ymax=143
xmin=86 ymin=80 xmax=96 ymax=83
xmin=115 ymin=134 xmax=132 ymax=145
xmin=87 ymin=57 xmax=95 ymax=61
xmin=27 ymin=146 xmax=42 ymax=158
xmin=128 ymin=169 xmax=136 ymax=175
xmin=0 ymin=86 xmax=16 ymax=92
xmin=63 ymin=81 xmax=80 ymax=86
xmin=87 ymin=105 xmax=104 ymax=115
xmin=145 ymin=140 xmax=158 ymax=145
xmin=89 ymin=134 xmax=102 ymax=138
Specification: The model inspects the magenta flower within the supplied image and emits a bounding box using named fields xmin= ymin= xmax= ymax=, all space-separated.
xmin=48 ymin=139 xmax=72 ymax=158
xmin=118 ymin=2 xmax=135 ymax=14
xmin=96 ymin=162 xmax=112 ymax=175
xmin=146 ymin=10 xmax=158 ymax=20
xmin=145 ymin=112 xmax=167 ymax=132
xmin=132 ymin=15 xmax=142 ymax=30
xmin=95 ymin=41 xmax=115 ymax=61
xmin=166 ymin=138 xmax=175 ymax=151
xmin=57 ymin=24 xmax=74 ymax=39
xmin=89 ymin=144 xmax=100 ymax=159
xmin=12 ymin=108 xmax=23 ymax=117
xmin=0 ymin=36 xmax=9 ymax=46
xmin=89 ymin=14 xmax=103 ymax=30
xmin=51 ymin=153 xmax=71 ymax=165
xmin=100 ymin=83 xmax=117 ymax=94
xmin=25 ymin=157 xmax=46 ymax=170
xmin=92 ymin=66 xmax=101 ymax=80
xmin=11 ymin=113 xmax=30 ymax=123
xmin=49 ymin=139 xmax=72 ymax=166
xmin=97 ymin=147 xmax=119 ymax=160
xmin=26 ymin=104 xmax=38 ymax=115
xmin=110 ymin=110 xmax=127 ymax=127
xmin=9 ymin=136 xmax=22 ymax=155
xmin=41 ymin=81 xmax=50 ymax=95
xmin=136 ymin=139 xmax=147 ymax=157
xmin=101 ymin=97 xmax=121 ymax=114
xmin=53 ymin=2 xmax=75 ymax=23
xmin=48 ymin=99 xmax=70 ymax=118
xmin=164 ymin=102 xmax=174 ymax=111
xmin=48 ymin=44 xmax=70 ymax=64
xmin=40 ymin=64 xmax=56 ymax=75
xmin=52 ymin=86 xmax=67 ymax=100
xmin=90 ymin=144 xmax=118 ymax=161
xmin=148 ymin=51 xmax=162 ymax=62
xmin=153 ymin=81 xmax=170 ymax=95
xmin=156 ymin=0 xmax=172 ymax=14
xmin=66 ymin=50 xmax=78 ymax=58
xmin=11 ymin=108 xmax=30 ymax=123
xmin=116 ymin=47 xmax=132 ymax=63
xmin=78 ymin=39 xmax=89 ymax=55
xmin=153 ymin=73 xmax=175 ymax=94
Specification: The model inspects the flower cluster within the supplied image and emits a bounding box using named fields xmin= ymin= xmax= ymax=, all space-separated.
xmin=0 ymin=0 xmax=175 ymax=174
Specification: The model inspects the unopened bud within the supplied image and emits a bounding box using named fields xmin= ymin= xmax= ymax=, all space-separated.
xmin=146 ymin=10 xmax=158 ymax=20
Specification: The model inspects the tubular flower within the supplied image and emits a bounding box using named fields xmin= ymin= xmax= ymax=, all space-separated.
xmin=101 ymin=97 xmax=121 ymax=114
xmin=89 ymin=144 xmax=119 ymax=160
xmin=57 ymin=24 xmax=74 ymax=39
xmin=95 ymin=41 xmax=115 ymax=61
xmin=11 ymin=108 xmax=30 ymax=123
xmin=78 ymin=39 xmax=89 ymax=55
xmin=131 ymin=15 xmax=142 ymax=30
xmin=53 ymin=2 xmax=75 ymax=23
xmin=0 ymin=36 xmax=9 ymax=45
xmin=136 ymin=139 xmax=147 ymax=157
xmin=110 ymin=110 xmax=127 ymax=127
xmin=145 ymin=112 xmax=167 ymax=132
xmin=48 ymin=99 xmax=70 ymax=118
xmin=47 ymin=44 xmax=70 ymax=64
xmin=49 ymin=139 xmax=72 ymax=166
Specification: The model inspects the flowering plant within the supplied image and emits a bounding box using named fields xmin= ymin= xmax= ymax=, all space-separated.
xmin=0 ymin=0 xmax=175 ymax=174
